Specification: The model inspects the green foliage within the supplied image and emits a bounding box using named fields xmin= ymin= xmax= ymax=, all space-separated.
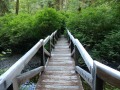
xmin=93 ymin=30 xmax=120 ymax=62
xmin=67 ymin=3 xmax=114 ymax=46
xmin=104 ymin=83 xmax=120 ymax=90
xmin=0 ymin=8 xmax=63 ymax=53
xmin=34 ymin=8 xmax=63 ymax=38
xmin=66 ymin=1 xmax=120 ymax=62
xmin=0 ymin=68 xmax=8 ymax=75
xmin=0 ymin=14 xmax=15 ymax=51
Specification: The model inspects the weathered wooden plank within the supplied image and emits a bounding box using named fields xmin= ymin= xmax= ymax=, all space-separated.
xmin=51 ymin=51 xmax=71 ymax=54
xmin=52 ymin=48 xmax=70 ymax=51
xmin=36 ymin=85 xmax=81 ymax=90
xmin=55 ymin=46 xmax=69 ymax=49
xmin=51 ymin=54 xmax=71 ymax=57
xmin=45 ymin=66 xmax=75 ymax=71
xmin=67 ymin=30 xmax=76 ymax=44
xmin=48 ymin=61 xmax=75 ymax=66
xmin=50 ymin=57 xmax=72 ymax=60
xmin=55 ymin=43 xmax=69 ymax=46
xmin=41 ymin=75 xmax=78 ymax=79
xmin=43 ymin=71 xmax=76 ymax=76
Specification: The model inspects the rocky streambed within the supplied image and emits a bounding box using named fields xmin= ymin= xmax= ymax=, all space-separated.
xmin=0 ymin=54 xmax=41 ymax=74
xmin=0 ymin=54 xmax=41 ymax=90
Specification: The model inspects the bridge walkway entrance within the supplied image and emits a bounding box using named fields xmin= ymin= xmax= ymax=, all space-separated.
xmin=36 ymin=35 xmax=83 ymax=90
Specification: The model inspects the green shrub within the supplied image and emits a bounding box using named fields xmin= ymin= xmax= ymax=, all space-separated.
xmin=34 ymin=8 xmax=63 ymax=38
xmin=0 ymin=8 xmax=64 ymax=53
xmin=67 ymin=3 xmax=115 ymax=48
xmin=8 ymin=13 xmax=36 ymax=53
xmin=0 ymin=14 xmax=15 ymax=51
xmin=66 ymin=1 xmax=120 ymax=63
xmin=92 ymin=30 xmax=120 ymax=62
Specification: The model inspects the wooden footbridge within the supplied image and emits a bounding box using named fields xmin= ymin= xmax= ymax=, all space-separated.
xmin=0 ymin=29 xmax=120 ymax=90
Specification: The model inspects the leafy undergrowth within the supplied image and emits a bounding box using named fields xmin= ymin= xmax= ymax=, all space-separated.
xmin=0 ymin=8 xmax=65 ymax=54
xmin=66 ymin=1 xmax=120 ymax=66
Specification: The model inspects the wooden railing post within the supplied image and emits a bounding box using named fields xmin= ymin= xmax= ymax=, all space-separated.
xmin=13 ymin=78 xmax=19 ymax=90
xmin=57 ymin=30 xmax=60 ymax=38
xmin=74 ymin=45 xmax=79 ymax=66
xmin=50 ymin=37 xmax=52 ymax=52
xmin=68 ymin=37 xmax=70 ymax=43
xmin=40 ymin=41 xmax=45 ymax=66
xmin=55 ymin=31 xmax=58 ymax=40
xmin=70 ymin=40 xmax=74 ymax=53
xmin=92 ymin=62 xmax=104 ymax=90
xmin=49 ymin=39 xmax=51 ymax=54
xmin=53 ymin=35 xmax=55 ymax=45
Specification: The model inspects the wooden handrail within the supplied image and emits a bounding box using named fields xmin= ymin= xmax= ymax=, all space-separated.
xmin=67 ymin=29 xmax=93 ymax=72
xmin=43 ymin=36 xmax=50 ymax=45
xmin=94 ymin=61 xmax=120 ymax=88
xmin=0 ymin=30 xmax=58 ymax=90
xmin=0 ymin=39 xmax=43 ymax=90
xmin=67 ymin=29 xmax=120 ymax=90
xmin=75 ymin=39 xmax=93 ymax=72
xmin=67 ymin=30 xmax=75 ymax=44
xmin=50 ymin=32 xmax=54 ymax=39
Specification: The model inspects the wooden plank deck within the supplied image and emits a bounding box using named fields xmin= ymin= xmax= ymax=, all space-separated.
xmin=36 ymin=36 xmax=84 ymax=90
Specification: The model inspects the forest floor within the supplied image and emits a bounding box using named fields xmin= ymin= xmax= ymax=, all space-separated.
xmin=0 ymin=54 xmax=41 ymax=75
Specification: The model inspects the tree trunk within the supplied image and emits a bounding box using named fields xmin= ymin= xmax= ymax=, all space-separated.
xmin=64 ymin=0 xmax=68 ymax=10
xmin=60 ymin=0 xmax=64 ymax=10
xmin=16 ymin=0 xmax=19 ymax=15
xmin=55 ymin=0 xmax=60 ymax=10
xmin=0 ymin=0 xmax=9 ymax=15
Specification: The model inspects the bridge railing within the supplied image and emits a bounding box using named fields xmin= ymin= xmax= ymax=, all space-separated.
xmin=67 ymin=29 xmax=120 ymax=90
xmin=0 ymin=30 xmax=59 ymax=90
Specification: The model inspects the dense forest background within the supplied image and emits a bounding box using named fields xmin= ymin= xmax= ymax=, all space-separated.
xmin=0 ymin=0 xmax=120 ymax=69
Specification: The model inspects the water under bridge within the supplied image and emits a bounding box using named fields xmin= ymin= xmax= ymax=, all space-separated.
xmin=0 ymin=29 xmax=120 ymax=90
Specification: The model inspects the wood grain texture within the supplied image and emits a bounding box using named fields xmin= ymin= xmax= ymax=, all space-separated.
xmin=36 ymin=35 xmax=84 ymax=90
